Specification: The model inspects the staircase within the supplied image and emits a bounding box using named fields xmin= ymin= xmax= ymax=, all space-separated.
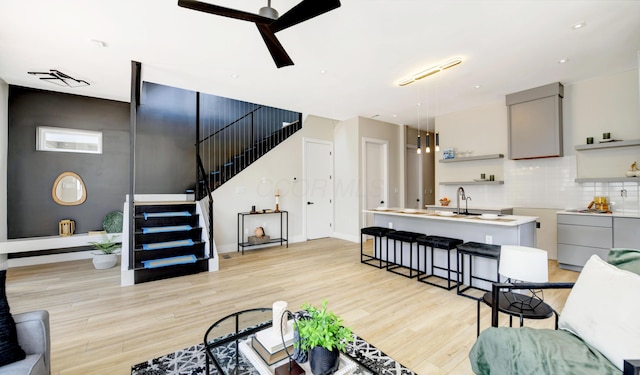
xmin=201 ymin=113 xmax=302 ymax=193
xmin=132 ymin=202 xmax=209 ymax=284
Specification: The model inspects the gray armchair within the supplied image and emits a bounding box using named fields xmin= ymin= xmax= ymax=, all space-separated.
xmin=0 ymin=310 xmax=50 ymax=375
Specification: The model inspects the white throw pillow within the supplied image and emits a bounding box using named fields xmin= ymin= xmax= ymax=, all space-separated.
xmin=558 ymin=255 xmax=640 ymax=371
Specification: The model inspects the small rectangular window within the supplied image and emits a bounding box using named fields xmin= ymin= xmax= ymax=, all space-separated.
xmin=36 ymin=126 xmax=103 ymax=154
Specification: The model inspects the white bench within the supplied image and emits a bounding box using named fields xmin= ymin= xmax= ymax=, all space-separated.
xmin=0 ymin=233 xmax=122 ymax=267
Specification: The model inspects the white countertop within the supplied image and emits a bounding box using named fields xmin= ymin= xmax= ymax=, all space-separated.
xmin=558 ymin=210 xmax=640 ymax=218
xmin=424 ymin=204 xmax=513 ymax=211
xmin=364 ymin=208 xmax=537 ymax=226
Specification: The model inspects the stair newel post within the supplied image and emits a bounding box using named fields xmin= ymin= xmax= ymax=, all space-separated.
xmin=129 ymin=60 xmax=141 ymax=271
xmin=195 ymin=91 xmax=201 ymax=200
xmin=209 ymin=199 xmax=214 ymax=259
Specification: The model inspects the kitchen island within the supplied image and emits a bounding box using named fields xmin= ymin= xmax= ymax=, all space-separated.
xmin=364 ymin=208 xmax=539 ymax=291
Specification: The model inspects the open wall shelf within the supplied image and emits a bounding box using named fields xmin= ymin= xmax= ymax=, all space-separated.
xmin=439 ymin=181 xmax=504 ymax=185
xmin=439 ymin=153 xmax=504 ymax=163
xmin=575 ymin=139 xmax=640 ymax=151
xmin=575 ymin=177 xmax=640 ymax=183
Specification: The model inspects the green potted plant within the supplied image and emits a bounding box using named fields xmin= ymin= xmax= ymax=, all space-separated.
xmin=89 ymin=235 xmax=121 ymax=269
xmin=296 ymin=300 xmax=353 ymax=375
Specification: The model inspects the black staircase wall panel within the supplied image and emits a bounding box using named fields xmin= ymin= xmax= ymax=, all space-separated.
xmin=136 ymin=82 xmax=196 ymax=194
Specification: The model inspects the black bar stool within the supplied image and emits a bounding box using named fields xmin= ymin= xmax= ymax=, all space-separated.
xmin=416 ymin=235 xmax=463 ymax=290
xmin=360 ymin=226 xmax=396 ymax=268
xmin=456 ymin=242 xmax=501 ymax=300
xmin=386 ymin=231 xmax=423 ymax=278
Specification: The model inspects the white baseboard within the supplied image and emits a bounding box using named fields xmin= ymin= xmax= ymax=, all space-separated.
xmin=8 ymin=250 xmax=96 ymax=268
xmin=332 ymin=232 xmax=359 ymax=243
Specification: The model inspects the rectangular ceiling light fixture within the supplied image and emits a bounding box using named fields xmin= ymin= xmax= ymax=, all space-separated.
xmin=36 ymin=126 xmax=102 ymax=154
xmin=398 ymin=57 xmax=463 ymax=86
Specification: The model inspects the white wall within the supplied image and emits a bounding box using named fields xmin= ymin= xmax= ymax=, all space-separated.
xmin=0 ymin=79 xmax=7 ymax=269
xmin=211 ymin=115 xmax=336 ymax=252
xmin=434 ymin=69 xmax=640 ymax=258
xmin=324 ymin=116 xmax=406 ymax=242
xmin=333 ymin=117 xmax=360 ymax=241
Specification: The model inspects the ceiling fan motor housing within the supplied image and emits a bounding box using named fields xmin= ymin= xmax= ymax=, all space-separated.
xmin=259 ymin=6 xmax=278 ymax=19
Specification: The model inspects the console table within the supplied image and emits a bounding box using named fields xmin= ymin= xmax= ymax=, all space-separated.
xmin=237 ymin=211 xmax=288 ymax=254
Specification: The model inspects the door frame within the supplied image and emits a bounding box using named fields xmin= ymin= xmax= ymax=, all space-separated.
xmin=361 ymin=137 xmax=389 ymax=229
xmin=302 ymin=138 xmax=334 ymax=240
xmin=405 ymin=144 xmax=423 ymax=209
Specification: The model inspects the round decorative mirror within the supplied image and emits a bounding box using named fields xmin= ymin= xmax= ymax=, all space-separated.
xmin=52 ymin=171 xmax=87 ymax=206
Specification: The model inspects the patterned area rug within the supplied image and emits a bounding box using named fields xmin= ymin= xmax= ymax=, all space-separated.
xmin=131 ymin=334 xmax=416 ymax=375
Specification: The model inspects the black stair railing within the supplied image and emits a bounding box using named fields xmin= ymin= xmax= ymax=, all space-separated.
xmin=197 ymin=100 xmax=302 ymax=191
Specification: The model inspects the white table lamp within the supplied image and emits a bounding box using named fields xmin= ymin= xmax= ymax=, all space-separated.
xmin=499 ymin=245 xmax=549 ymax=311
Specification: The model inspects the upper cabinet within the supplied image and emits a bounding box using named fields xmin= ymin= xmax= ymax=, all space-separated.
xmin=506 ymin=82 xmax=563 ymax=160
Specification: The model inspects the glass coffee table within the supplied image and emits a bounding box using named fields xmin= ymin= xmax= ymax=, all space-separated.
xmin=203 ymin=308 xmax=416 ymax=375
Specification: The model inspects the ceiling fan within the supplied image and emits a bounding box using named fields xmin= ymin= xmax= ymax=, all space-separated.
xmin=177 ymin=0 xmax=341 ymax=68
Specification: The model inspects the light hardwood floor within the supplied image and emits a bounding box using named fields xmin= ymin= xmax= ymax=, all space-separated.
xmin=5 ymin=238 xmax=578 ymax=374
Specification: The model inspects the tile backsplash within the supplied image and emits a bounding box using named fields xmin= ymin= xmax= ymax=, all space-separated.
xmin=439 ymin=155 xmax=639 ymax=216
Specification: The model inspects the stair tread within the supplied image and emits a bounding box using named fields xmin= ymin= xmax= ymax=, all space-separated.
xmin=138 ymin=225 xmax=194 ymax=234
xmin=132 ymin=255 xmax=212 ymax=271
xmin=134 ymin=239 xmax=204 ymax=250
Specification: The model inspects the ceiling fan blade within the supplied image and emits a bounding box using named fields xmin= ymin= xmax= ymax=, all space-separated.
xmin=256 ymin=23 xmax=294 ymax=68
xmin=178 ymin=0 xmax=272 ymax=24
xmin=270 ymin=0 xmax=341 ymax=33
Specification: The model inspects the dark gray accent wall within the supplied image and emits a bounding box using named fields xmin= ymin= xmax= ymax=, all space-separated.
xmin=136 ymin=82 xmax=196 ymax=194
xmin=8 ymin=86 xmax=129 ymax=238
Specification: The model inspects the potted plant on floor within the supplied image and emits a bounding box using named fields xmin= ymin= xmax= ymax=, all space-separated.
xmin=89 ymin=235 xmax=121 ymax=269
xmin=296 ymin=300 xmax=354 ymax=375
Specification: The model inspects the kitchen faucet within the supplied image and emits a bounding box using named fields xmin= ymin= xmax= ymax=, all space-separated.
xmin=465 ymin=196 xmax=472 ymax=215
xmin=456 ymin=187 xmax=466 ymax=215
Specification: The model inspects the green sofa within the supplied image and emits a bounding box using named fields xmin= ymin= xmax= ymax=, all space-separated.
xmin=470 ymin=249 xmax=640 ymax=375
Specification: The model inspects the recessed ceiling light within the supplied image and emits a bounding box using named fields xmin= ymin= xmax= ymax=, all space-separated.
xmin=558 ymin=58 xmax=569 ymax=64
xmin=571 ymin=21 xmax=586 ymax=30
xmin=473 ymin=84 xmax=482 ymax=89
xmin=90 ymin=39 xmax=106 ymax=48
xmin=392 ymin=114 xmax=397 ymax=118
xmin=320 ymin=70 xmax=327 ymax=74
xmin=231 ymin=74 xmax=239 ymax=78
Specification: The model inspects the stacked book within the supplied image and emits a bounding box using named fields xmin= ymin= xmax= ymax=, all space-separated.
xmin=252 ymin=321 xmax=295 ymax=365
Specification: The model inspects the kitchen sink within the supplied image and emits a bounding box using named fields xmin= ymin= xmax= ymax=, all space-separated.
xmin=453 ymin=212 xmax=482 ymax=216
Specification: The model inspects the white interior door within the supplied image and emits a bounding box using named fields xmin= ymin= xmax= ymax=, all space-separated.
xmin=304 ymin=139 xmax=333 ymax=240
xmin=406 ymin=147 xmax=422 ymax=209
xmin=363 ymin=139 xmax=388 ymax=228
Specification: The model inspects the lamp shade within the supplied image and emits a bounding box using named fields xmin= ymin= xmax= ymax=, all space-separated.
xmin=499 ymin=245 xmax=548 ymax=282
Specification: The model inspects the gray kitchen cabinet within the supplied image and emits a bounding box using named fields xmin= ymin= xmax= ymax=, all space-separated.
xmin=613 ymin=217 xmax=640 ymax=248
xmin=557 ymin=213 xmax=612 ymax=271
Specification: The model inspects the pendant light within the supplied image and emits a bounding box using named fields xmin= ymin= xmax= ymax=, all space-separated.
xmin=425 ymin=97 xmax=431 ymax=153
xmin=416 ymin=102 xmax=422 ymax=154
xmin=434 ymin=86 xmax=440 ymax=152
